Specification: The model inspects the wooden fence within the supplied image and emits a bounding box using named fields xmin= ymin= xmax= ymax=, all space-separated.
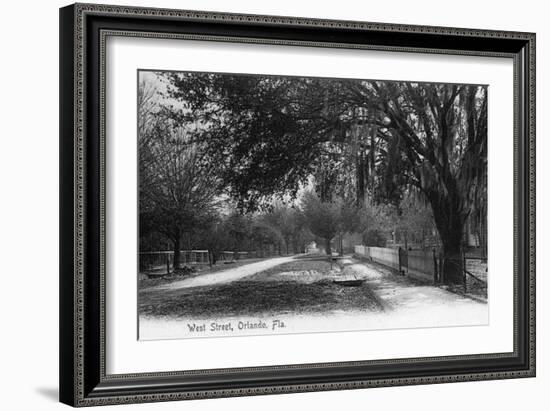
xmin=139 ymin=250 xmax=209 ymax=274
xmin=354 ymin=245 xmax=436 ymax=282
xmin=354 ymin=245 xmax=407 ymax=274
xmin=354 ymin=245 xmax=487 ymax=293
xmin=139 ymin=249 xmax=276 ymax=274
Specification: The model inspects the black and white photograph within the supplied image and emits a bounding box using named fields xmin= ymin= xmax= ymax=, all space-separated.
xmin=137 ymin=70 xmax=489 ymax=340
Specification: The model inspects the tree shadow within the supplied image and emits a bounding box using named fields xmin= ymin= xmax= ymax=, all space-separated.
xmin=140 ymin=279 xmax=383 ymax=318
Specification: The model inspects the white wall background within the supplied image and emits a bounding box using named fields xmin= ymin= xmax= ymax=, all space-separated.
xmin=0 ymin=0 xmax=545 ymax=409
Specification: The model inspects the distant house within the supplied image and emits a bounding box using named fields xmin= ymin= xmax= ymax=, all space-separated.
xmin=305 ymin=241 xmax=320 ymax=254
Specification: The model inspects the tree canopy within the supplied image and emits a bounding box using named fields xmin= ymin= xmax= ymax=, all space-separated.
xmin=139 ymin=71 xmax=487 ymax=283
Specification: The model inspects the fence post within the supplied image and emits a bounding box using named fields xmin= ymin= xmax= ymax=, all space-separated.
xmin=462 ymin=249 xmax=467 ymax=293
xmin=432 ymin=248 xmax=438 ymax=284
xmin=166 ymin=253 xmax=171 ymax=275
xmin=398 ymin=247 xmax=402 ymax=274
xmin=439 ymin=251 xmax=444 ymax=283
xmin=398 ymin=247 xmax=407 ymax=275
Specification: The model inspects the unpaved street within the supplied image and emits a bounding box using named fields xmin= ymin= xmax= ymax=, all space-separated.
xmin=150 ymin=256 xmax=296 ymax=291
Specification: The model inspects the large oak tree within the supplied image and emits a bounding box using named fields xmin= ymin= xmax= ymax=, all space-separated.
xmin=163 ymin=73 xmax=487 ymax=283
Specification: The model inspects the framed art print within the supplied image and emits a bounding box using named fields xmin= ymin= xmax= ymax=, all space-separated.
xmin=59 ymin=3 xmax=535 ymax=407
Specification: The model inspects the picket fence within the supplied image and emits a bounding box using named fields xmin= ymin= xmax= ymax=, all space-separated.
xmin=354 ymin=245 xmax=437 ymax=283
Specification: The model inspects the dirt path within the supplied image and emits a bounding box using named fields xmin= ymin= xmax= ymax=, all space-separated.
xmin=150 ymin=256 xmax=296 ymax=291
xmin=339 ymin=257 xmax=487 ymax=313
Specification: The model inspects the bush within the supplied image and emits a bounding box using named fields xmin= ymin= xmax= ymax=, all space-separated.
xmin=362 ymin=229 xmax=387 ymax=247
xmin=174 ymin=265 xmax=197 ymax=275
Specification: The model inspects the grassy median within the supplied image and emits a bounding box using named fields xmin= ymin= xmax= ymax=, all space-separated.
xmin=139 ymin=258 xmax=384 ymax=318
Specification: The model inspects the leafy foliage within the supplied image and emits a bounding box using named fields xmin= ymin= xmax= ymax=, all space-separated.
xmin=140 ymin=72 xmax=487 ymax=283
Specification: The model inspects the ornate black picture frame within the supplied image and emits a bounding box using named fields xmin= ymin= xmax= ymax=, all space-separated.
xmin=59 ymin=3 xmax=535 ymax=407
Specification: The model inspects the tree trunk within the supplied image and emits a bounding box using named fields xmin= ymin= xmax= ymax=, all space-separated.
xmin=173 ymin=235 xmax=181 ymax=271
xmin=479 ymin=218 xmax=487 ymax=258
xmin=431 ymin=199 xmax=465 ymax=285
xmin=441 ymin=242 xmax=463 ymax=284
xmin=369 ymin=108 xmax=376 ymax=204
xmin=324 ymin=237 xmax=332 ymax=255
xmin=356 ymin=152 xmax=365 ymax=206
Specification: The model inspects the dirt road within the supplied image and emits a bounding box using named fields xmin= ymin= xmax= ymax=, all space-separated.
xmin=150 ymin=256 xmax=296 ymax=291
